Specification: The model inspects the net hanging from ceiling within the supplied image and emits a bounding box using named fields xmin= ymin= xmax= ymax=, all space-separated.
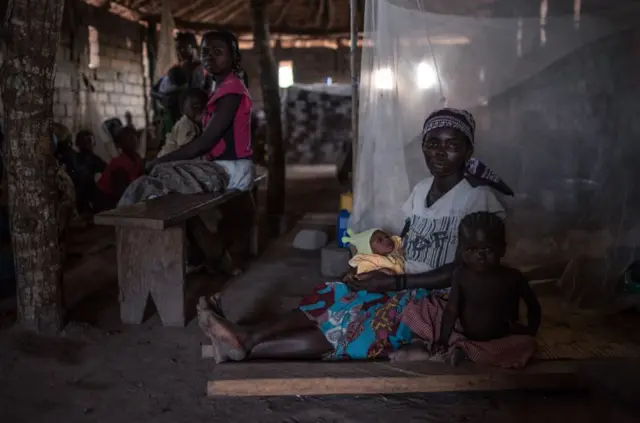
xmin=351 ymin=0 xmax=640 ymax=295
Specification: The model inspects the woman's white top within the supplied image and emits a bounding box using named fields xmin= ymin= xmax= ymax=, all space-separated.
xmin=402 ymin=177 xmax=506 ymax=274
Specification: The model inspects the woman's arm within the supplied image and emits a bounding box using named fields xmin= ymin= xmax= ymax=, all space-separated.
xmin=352 ymin=262 xmax=456 ymax=292
xmin=156 ymin=94 xmax=241 ymax=163
xmin=407 ymin=262 xmax=456 ymax=290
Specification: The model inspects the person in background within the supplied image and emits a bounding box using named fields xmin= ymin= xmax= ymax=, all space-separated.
xmin=53 ymin=123 xmax=78 ymax=183
xmin=175 ymin=32 xmax=209 ymax=91
xmin=124 ymin=111 xmax=135 ymax=130
xmin=51 ymin=123 xmax=79 ymax=260
xmin=96 ymin=126 xmax=143 ymax=210
xmin=158 ymin=88 xmax=207 ymax=158
xmin=155 ymin=65 xmax=190 ymax=141
xmin=74 ymin=129 xmax=106 ymax=216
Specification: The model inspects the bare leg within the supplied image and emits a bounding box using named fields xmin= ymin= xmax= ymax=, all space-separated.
xmin=198 ymin=297 xmax=328 ymax=361
xmin=187 ymin=217 xmax=241 ymax=276
xmin=242 ymin=309 xmax=317 ymax=351
xmin=248 ymin=328 xmax=333 ymax=360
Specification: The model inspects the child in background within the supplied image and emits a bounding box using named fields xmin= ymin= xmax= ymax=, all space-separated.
xmin=97 ymin=126 xmax=143 ymax=210
xmin=391 ymin=211 xmax=541 ymax=369
xmin=158 ymin=88 xmax=207 ymax=157
xmin=75 ymin=130 xmax=106 ymax=215
xmin=342 ymin=228 xmax=404 ymax=278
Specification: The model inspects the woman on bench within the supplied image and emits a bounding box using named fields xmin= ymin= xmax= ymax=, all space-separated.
xmin=147 ymin=29 xmax=253 ymax=191
xmin=122 ymin=30 xmax=254 ymax=275
xmin=199 ymin=108 xmax=516 ymax=363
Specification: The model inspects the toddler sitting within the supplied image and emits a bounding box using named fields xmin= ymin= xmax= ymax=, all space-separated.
xmin=157 ymin=88 xmax=207 ymax=157
xmin=342 ymin=228 xmax=404 ymax=276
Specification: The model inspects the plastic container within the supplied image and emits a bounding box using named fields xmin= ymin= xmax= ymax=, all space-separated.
xmin=337 ymin=192 xmax=353 ymax=248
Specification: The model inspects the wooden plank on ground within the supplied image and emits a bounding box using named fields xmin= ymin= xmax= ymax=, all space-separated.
xmin=207 ymin=360 xmax=585 ymax=397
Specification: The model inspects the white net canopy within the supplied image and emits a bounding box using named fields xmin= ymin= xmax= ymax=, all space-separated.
xmin=352 ymin=0 xmax=640 ymax=296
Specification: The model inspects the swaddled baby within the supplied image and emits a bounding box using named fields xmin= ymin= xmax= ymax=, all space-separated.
xmin=343 ymin=228 xmax=404 ymax=275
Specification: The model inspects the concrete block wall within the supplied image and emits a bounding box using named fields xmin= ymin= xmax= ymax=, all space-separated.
xmin=53 ymin=3 xmax=148 ymax=134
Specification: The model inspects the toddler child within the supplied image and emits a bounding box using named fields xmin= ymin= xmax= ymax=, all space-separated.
xmin=97 ymin=126 xmax=143 ymax=210
xmin=391 ymin=211 xmax=541 ymax=369
xmin=158 ymin=88 xmax=207 ymax=157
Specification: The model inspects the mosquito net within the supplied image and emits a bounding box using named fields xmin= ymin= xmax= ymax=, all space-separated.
xmin=352 ymin=0 xmax=640 ymax=296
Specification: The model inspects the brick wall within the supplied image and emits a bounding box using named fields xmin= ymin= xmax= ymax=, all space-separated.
xmin=52 ymin=6 xmax=357 ymax=140
xmin=53 ymin=2 xmax=148 ymax=134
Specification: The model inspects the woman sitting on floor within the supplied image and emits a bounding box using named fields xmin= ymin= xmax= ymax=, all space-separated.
xmin=198 ymin=108 xmax=517 ymax=363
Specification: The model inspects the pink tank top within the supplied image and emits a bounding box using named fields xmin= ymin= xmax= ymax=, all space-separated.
xmin=202 ymin=74 xmax=252 ymax=160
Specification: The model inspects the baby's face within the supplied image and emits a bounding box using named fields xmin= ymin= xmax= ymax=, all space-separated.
xmin=370 ymin=230 xmax=395 ymax=255
xmin=459 ymin=228 xmax=503 ymax=272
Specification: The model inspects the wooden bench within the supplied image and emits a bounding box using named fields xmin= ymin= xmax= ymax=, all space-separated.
xmin=94 ymin=174 xmax=267 ymax=327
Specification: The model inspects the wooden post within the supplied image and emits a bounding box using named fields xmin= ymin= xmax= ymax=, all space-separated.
xmin=349 ymin=0 xmax=359 ymax=192
xmin=0 ymin=0 xmax=66 ymax=333
xmin=250 ymin=0 xmax=285 ymax=223
xmin=145 ymin=18 xmax=158 ymax=110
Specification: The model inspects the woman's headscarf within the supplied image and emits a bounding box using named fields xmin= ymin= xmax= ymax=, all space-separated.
xmin=422 ymin=108 xmax=514 ymax=196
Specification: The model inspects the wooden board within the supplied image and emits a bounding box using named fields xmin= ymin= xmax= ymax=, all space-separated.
xmin=116 ymin=225 xmax=186 ymax=326
xmin=207 ymin=360 xmax=584 ymax=397
xmin=95 ymin=191 xmax=242 ymax=230
xmin=94 ymin=174 xmax=267 ymax=230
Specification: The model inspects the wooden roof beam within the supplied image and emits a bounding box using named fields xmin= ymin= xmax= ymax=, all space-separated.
xmin=219 ymin=3 xmax=249 ymax=24
xmin=174 ymin=0 xmax=212 ymax=19
xmin=314 ymin=0 xmax=326 ymax=28
xmin=274 ymin=0 xmax=292 ymax=26
xmin=191 ymin=0 xmax=245 ymax=23
xmin=142 ymin=16 xmax=355 ymax=36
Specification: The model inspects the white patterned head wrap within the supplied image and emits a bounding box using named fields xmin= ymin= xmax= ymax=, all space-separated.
xmin=421 ymin=108 xmax=514 ymax=196
xmin=422 ymin=108 xmax=476 ymax=145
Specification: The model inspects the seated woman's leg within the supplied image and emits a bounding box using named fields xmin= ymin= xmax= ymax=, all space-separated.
xmin=198 ymin=298 xmax=331 ymax=361
xmin=248 ymin=328 xmax=333 ymax=360
xmin=187 ymin=216 xmax=239 ymax=275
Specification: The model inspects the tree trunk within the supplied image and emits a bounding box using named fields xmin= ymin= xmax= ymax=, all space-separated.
xmin=250 ymin=0 xmax=285 ymax=219
xmin=0 ymin=0 xmax=66 ymax=333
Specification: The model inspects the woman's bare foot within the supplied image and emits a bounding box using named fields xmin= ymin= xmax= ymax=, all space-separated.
xmin=209 ymin=293 xmax=225 ymax=318
xmin=197 ymin=297 xmax=246 ymax=363
xmin=389 ymin=343 xmax=431 ymax=363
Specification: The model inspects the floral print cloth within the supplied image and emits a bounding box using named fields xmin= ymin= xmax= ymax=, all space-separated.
xmin=299 ymin=282 xmax=433 ymax=360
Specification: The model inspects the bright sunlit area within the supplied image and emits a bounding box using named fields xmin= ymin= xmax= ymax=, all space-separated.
xmin=373 ymin=61 xmax=438 ymax=91
xmin=373 ymin=67 xmax=393 ymax=90
xmin=416 ymin=61 xmax=438 ymax=89
xmin=278 ymin=60 xmax=294 ymax=88
xmin=88 ymin=25 xmax=100 ymax=69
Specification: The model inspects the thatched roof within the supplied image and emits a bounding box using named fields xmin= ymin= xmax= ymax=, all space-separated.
xmin=95 ymin=0 xmax=639 ymax=38
xmin=105 ymin=0 xmax=366 ymax=36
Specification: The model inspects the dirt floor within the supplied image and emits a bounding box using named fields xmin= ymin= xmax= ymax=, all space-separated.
xmin=2 ymin=165 xmax=640 ymax=422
